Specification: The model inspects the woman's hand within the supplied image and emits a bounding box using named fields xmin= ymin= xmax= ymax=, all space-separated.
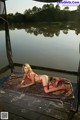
xmin=17 ymin=84 xmax=22 ymax=89
xmin=17 ymin=84 xmax=26 ymax=89
xmin=17 ymin=79 xmax=25 ymax=89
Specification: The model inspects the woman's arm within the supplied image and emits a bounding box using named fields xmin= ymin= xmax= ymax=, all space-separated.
xmin=20 ymin=72 xmax=35 ymax=88
xmin=20 ymin=82 xmax=35 ymax=88
xmin=19 ymin=74 xmax=26 ymax=85
xmin=20 ymin=79 xmax=25 ymax=85
xmin=17 ymin=74 xmax=26 ymax=88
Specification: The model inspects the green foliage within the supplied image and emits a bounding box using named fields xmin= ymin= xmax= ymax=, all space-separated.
xmin=63 ymin=6 xmax=69 ymax=11
xmin=55 ymin=4 xmax=60 ymax=10
xmin=6 ymin=4 xmax=80 ymax=23
xmin=77 ymin=5 xmax=80 ymax=12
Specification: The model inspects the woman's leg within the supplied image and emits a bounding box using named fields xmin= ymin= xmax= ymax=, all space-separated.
xmin=41 ymin=75 xmax=49 ymax=87
xmin=41 ymin=75 xmax=67 ymax=94
xmin=43 ymin=84 xmax=67 ymax=93
xmin=52 ymin=77 xmax=64 ymax=87
xmin=41 ymin=76 xmax=67 ymax=93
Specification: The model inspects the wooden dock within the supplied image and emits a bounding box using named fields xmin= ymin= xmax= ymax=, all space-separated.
xmin=0 ymin=87 xmax=80 ymax=120
xmin=0 ymin=71 xmax=80 ymax=120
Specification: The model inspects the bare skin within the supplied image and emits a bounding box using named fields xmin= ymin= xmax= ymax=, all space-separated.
xmin=17 ymin=64 xmax=67 ymax=93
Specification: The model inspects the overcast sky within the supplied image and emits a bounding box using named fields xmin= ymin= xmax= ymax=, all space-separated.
xmin=6 ymin=0 xmax=78 ymax=14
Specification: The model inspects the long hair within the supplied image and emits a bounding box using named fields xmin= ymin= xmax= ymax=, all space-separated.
xmin=22 ymin=64 xmax=32 ymax=72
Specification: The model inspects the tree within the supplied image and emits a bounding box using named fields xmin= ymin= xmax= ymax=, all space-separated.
xmin=32 ymin=6 xmax=39 ymax=14
xmin=38 ymin=7 xmax=42 ymax=12
xmin=55 ymin=4 xmax=60 ymax=10
xmin=24 ymin=9 xmax=32 ymax=15
xmin=77 ymin=5 xmax=80 ymax=12
xmin=14 ymin=12 xmax=25 ymax=22
xmin=49 ymin=3 xmax=54 ymax=8
xmin=42 ymin=4 xmax=50 ymax=10
xmin=64 ymin=6 xmax=69 ymax=11
xmin=7 ymin=13 xmax=14 ymax=22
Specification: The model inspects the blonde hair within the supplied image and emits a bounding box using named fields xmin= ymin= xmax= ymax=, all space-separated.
xmin=22 ymin=63 xmax=32 ymax=72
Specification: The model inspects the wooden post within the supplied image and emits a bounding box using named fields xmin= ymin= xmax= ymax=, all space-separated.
xmin=4 ymin=0 xmax=14 ymax=72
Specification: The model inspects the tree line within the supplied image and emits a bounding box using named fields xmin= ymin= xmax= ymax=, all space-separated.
xmin=2 ymin=4 xmax=80 ymax=23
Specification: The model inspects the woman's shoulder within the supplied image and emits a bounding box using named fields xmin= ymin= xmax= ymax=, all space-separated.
xmin=30 ymin=71 xmax=36 ymax=75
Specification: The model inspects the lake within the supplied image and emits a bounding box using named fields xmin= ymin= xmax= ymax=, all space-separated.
xmin=0 ymin=23 xmax=79 ymax=80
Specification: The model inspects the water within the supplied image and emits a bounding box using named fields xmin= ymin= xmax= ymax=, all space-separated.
xmin=12 ymin=29 xmax=78 ymax=70
xmin=0 ymin=23 xmax=79 ymax=79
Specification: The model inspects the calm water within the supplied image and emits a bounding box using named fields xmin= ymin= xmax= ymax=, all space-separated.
xmin=0 ymin=23 xmax=79 ymax=79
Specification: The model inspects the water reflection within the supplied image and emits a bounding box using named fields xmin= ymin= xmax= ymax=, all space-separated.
xmin=0 ymin=22 xmax=79 ymax=72
xmin=0 ymin=18 xmax=14 ymax=73
xmin=0 ymin=22 xmax=80 ymax=37
xmin=25 ymin=24 xmax=61 ymax=37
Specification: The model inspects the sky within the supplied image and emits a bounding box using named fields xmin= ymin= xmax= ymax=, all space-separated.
xmin=6 ymin=0 xmax=79 ymax=14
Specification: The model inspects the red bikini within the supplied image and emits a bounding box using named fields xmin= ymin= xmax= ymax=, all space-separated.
xmin=43 ymin=78 xmax=67 ymax=92
xmin=26 ymin=76 xmax=32 ymax=81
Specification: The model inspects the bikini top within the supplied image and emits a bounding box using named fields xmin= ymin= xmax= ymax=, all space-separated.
xmin=25 ymin=73 xmax=41 ymax=82
xmin=26 ymin=72 xmax=36 ymax=81
xmin=26 ymin=76 xmax=32 ymax=81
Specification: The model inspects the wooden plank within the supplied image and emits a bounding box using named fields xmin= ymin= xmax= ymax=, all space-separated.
xmin=0 ymin=65 xmax=10 ymax=74
xmin=0 ymin=88 xmax=73 ymax=120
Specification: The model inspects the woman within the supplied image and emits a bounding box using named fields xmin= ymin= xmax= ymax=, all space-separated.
xmin=17 ymin=64 xmax=67 ymax=93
